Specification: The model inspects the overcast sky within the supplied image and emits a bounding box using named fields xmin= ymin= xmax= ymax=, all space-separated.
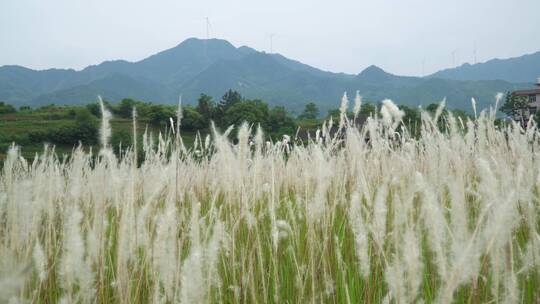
xmin=1 ymin=0 xmax=539 ymax=76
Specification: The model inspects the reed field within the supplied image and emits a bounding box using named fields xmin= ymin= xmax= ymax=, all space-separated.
xmin=1 ymin=94 xmax=539 ymax=303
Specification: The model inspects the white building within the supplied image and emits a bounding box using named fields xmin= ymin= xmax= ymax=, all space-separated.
xmin=512 ymin=78 xmax=540 ymax=121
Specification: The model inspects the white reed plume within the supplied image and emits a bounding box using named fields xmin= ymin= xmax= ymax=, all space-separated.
xmin=132 ymin=106 xmax=138 ymax=164
xmin=433 ymin=98 xmax=446 ymax=122
xmin=153 ymin=198 xmax=178 ymax=301
xmin=98 ymin=96 xmax=112 ymax=150
xmin=180 ymin=202 xmax=204 ymax=303
xmin=471 ymin=97 xmax=477 ymax=119
xmin=381 ymin=99 xmax=404 ymax=132
xmin=372 ymin=182 xmax=388 ymax=248
xmin=403 ymin=226 xmax=422 ymax=302
xmin=340 ymin=91 xmax=349 ymax=116
xmin=380 ymin=105 xmax=392 ymax=127
xmin=176 ymin=95 xmax=183 ymax=136
xmin=0 ymin=266 xmax=27 ymax=303
xmin=33 ymin=240 xmax=47 ymax=282
xmin=353 ymin=91 xmax=362 ymax=120
xmin=350 ymin=191 xmax=370 ymax=278
xmin=59 ymin=205 xmax=95 ymax=300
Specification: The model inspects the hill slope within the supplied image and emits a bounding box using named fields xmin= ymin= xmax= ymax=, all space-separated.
xmin=0 ymin=38 xmax=534 ymax=113
xmin=429 ymin=51 xmax=540 ymax=83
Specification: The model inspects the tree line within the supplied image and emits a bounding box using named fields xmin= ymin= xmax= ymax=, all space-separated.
xmin=0 ymin=90 xmax=478 ymax=149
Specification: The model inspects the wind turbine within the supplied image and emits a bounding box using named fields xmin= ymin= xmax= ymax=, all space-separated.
xmin=269 ymin=33 xmax=276 ymax=53
xmin=203 ymin=17 xmax=212 ymax=63
xmin=452 ymin=50 xmax=457 ymax=67
xmin=205 ymin=17 xmax=212 ymax=39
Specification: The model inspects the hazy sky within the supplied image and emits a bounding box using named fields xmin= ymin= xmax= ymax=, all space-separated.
xmin=1 ymin=0 xmax=539 ymax=76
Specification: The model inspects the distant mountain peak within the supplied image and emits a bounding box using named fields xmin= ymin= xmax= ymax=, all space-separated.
xmin=358 ymin=65 xmax=389 ymax=76
xmin=356 ymin=65 xmax=394 ymax=82
xmin=178 ymin=37 xmax=234 ymax=46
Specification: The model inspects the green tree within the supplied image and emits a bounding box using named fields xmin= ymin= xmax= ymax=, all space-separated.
xmin=19 ymin=106 xmax=32 ymax=112
xmin=426 ymin=103 xmax=439 ymax=113
xmin=86 ymin=102 xmax=101 ymax=117
xmin=0 ymin=102 xmax=16 ymax=114
xmin=196 ymin=93 xmax=216 ymax=124
xmin=298 ymin=102 xmax=319 ymax=120
xmin=218 ymin=90 xmax=242 ymax=114
xmin=116 ymin=98 xmax=138 ymax=118
xmin=181 ymin=106 xmax=206 ymax=131
xmin=360 ymin=103 xmax=377 ymax=116
xmin=500 ymin=91 xmax=530 ymax=119
xmin=268 ymin=106 xmax=297 ymax=136
xmin=326 ymin=108 xmax=341 ymax=121
xmin=111 ymin=130 xmax=132 ymax=154
xmin=223 ymin=99 xmax=269 ymax=129
xmin=86 ymin=99 xmax=112 ymax=118
xmin=73 ymin=109 xmax=99 ymax=144
xmin=399 ymin=105 xmax=421 ymax=125
xmin=399 ymin=105 xmax=421 ymax=136
xmin=147 ymin=105 xmax=175 ymax=126
xmin=31 ymin=108 xmax=99 ymax=146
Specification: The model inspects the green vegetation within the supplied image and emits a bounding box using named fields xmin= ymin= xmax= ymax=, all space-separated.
xmin=0 ymin=91 xmax=479 ymax=161
xmin=500 ymin=92 xmax=530 ymax=119
xmin=1 ymin=90 xmax=294 ymax=159
xmin=298 ymin=102 xmax=320 ymax=120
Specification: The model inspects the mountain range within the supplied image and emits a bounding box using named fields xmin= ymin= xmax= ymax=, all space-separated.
xmin=1 ymin=38 xmax=538 ymax=113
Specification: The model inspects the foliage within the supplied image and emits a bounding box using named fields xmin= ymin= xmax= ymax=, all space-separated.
xmin=500 ymin=91 xmax=530 ymax=118
xmin=28 ymin=109 xmax=98 ymax=145
xmin=0 ymin=102 xmax=16 ymax=114
xmin=359 ymin=103 xmax=377 ymax=116
xmin=196 ymin=93 xmax=216 ymax=125
xmin=115 ymin=98 xmax=138 ymax=118
xmin=181 ymin=106 xmax=206 ymax=131
xmin=298 ymin=102 xmax=319 ymax=120
xmin=425 ymin=103 xmax=440 ymax=113
xmin=216 ymin=90 xmax=243 ymax=123
xmin=19 ymin=106 xmax=32 ymax=112
xmin=2 ymin=93 xmax=476 ymax=162
xmin=86 ymin=102 xmax=102 ymax=118
xmin=111 ymin=130 xmax=132 ymax=154
xmin=223 ymin=99 xmax=269 ymax=129
xmin=268 ymin=106 xmax=297 ymax=137
xmin=147 ymin=104 xmax=175 ymax=126
xmin=326 ymin=108 xmax=341 ymax=121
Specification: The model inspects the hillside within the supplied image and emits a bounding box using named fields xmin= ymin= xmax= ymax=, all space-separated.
xmin=0 ymin=38 xmax=533 ymax=113
xmin=429 ymin=51 xmax=540 ymax=83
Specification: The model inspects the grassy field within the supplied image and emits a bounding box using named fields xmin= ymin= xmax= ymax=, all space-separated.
xmin=0 ymin=99 xmax=539 ymax=303
xmin=0 ymin=113 xmax=199 ymax=161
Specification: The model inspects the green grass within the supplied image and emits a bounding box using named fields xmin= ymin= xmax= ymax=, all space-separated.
xmin=0 ymin=113 xmax=202 ymax=161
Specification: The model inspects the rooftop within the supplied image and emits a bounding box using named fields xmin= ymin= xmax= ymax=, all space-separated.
xmin=513 ymin=78 xmax=540 ymax=95
xmin=513 ymin=88 xmax=540 ymax=96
